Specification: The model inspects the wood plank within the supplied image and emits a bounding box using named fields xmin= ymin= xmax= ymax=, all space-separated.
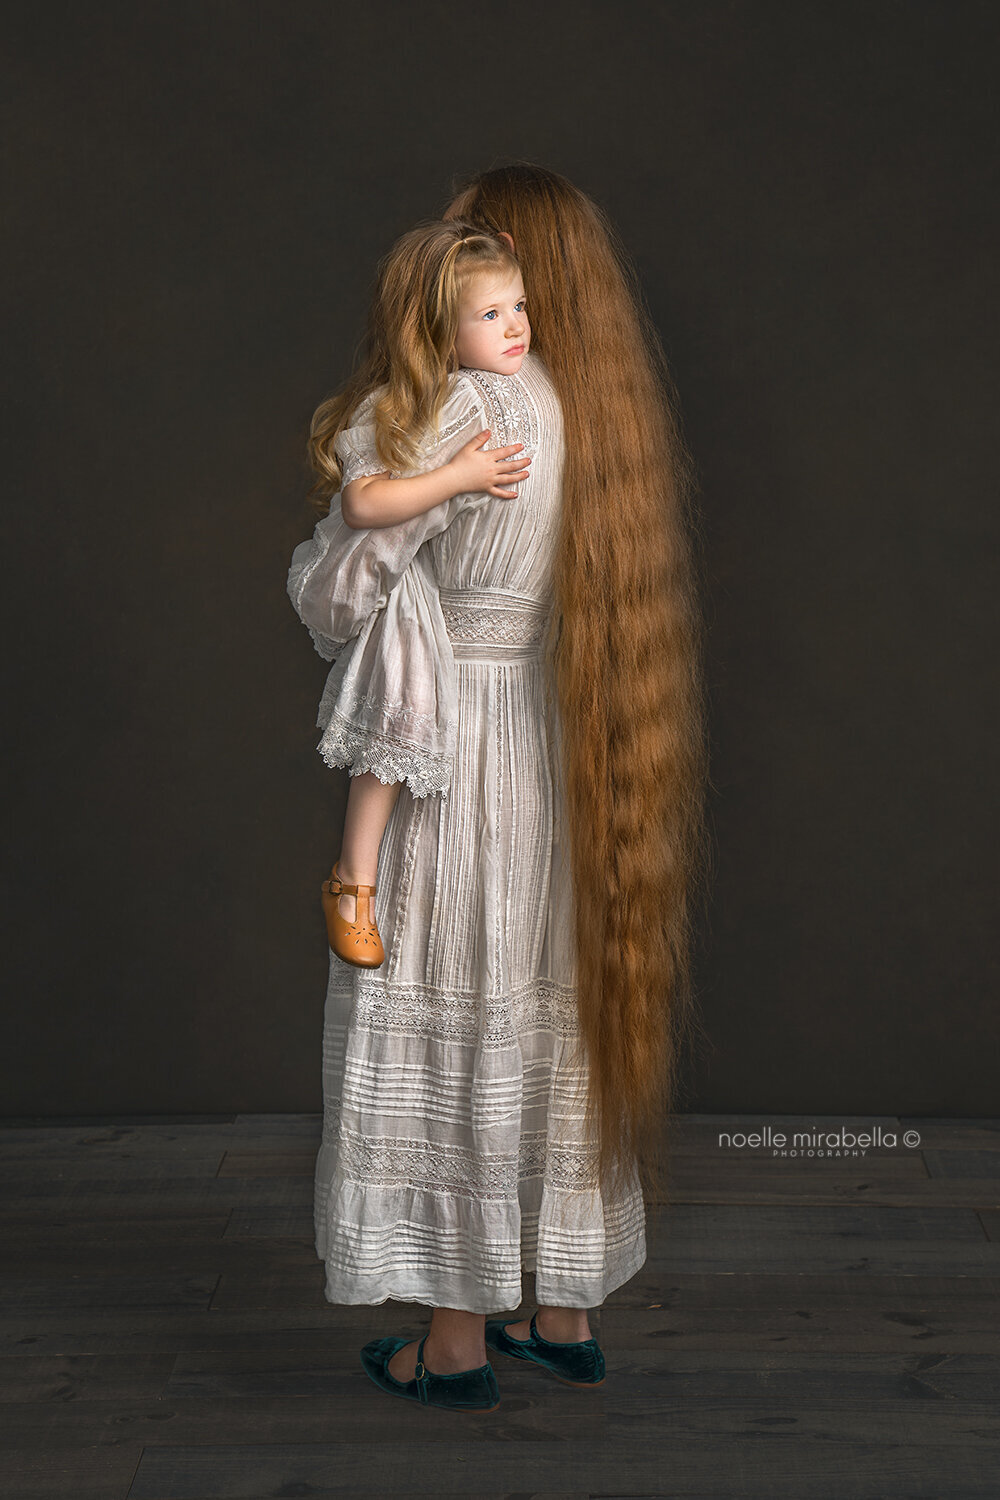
xmin=657 ymin=1176 xmax=1000 ymax=1209
xmin=0 ymin=1216 xmax=233 ymax=1262
xmin=232 ymin=1113 xmax=324 ymax=1137
xmin=0 ymin=1154 xmax=227 ymax=1182
xmin=218 ymin=1150 xmax=314 ymax=1177
xmin=124 ymin=1437 xmax=1000 ymax=1500
xmin=3 ymin=1390 xmax=1000 ymax=1449
xmin=159 ymin=1346 xmax=1000 ymax=1402
xmin=0 ymin=1113 xmax=237 ymax=1134
xmin=1 ymin=1445 xmax=143 ymax=1499
xmin=640 ymin=1202 xmax=998 ymax=1276
xmin=603 ymin=1271 xmax=1000 ymax=1352
xmin=979 ymin=1210 xmax=1000 ymax=1242
xmin=0 ymin=1350 xmax=176 ymax=1402
xmin=0 ymin=1393 xmax=605 ymax=1449
xmin=0 ymin=1178 xmax=312 ymax=1209
xmin=0 ymin=1121 xmax=319 ymax=1151
xmin=899 ymin=1118 xmax=1000 ymax=1150
xmin=924 ymin=1150 xmax=1000 ymax=1179
xmin=0 ymin=1274 xmax=219 ymax=1316
xmin=0 ymin=1241 xmax=320 ymax=1278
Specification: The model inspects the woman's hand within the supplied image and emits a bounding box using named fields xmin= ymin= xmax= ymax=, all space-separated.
xmin=446 ymin=429 xmax=532 ymax=499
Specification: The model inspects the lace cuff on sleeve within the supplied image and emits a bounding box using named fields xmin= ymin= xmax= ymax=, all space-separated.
xmin=334 ymin=420 xmax=390 ymax=488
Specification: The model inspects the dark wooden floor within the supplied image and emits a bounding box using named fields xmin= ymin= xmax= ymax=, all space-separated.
xmin=1 ymin=1113 xmax=998 ymax=1499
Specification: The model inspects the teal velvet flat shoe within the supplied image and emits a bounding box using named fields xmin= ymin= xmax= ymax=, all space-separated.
xmin=485 ymin=1311 xmax=607 ymax=1386
xmin=359 ymin=1332 xmax=501 ymax=1411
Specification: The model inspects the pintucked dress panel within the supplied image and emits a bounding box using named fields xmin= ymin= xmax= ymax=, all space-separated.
xmin=287 ymin=353 xmax=646 ymax=1313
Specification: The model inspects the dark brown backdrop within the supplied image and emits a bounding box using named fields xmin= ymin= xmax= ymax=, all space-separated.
xmin=3 ymin=0 xmax=996 ymax=1115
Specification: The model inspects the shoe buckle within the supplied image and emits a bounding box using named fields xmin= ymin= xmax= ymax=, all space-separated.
xmin=414 ymin=1359 xmax=428 ymax=1401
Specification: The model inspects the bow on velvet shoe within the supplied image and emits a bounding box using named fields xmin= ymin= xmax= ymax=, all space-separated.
xmin=360 ymin=1332 xmax=501 ymax=1411
xmin=485 ymin=1311 xmax=607 ymax=1386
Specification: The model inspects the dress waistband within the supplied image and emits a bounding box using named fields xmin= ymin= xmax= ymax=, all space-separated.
xmin=438 ymin=587 xmax=550 ymax=663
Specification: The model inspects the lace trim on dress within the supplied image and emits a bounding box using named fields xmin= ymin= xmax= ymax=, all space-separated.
xmin=341 ymin=452 xmax=391 ymax=487
xmin=422 ymin=405 xmax=484 ymax=453
xmin=461 ymin=367 xmax=537 ymax=466
xmin=333 ymin=1128 xmax=600 ymax=1201
xmin=439 ymin=599 xmax=548 ymax=647
xmin=350 ymin=973 xmax=583 ymax=1046
xmin=316 ymin=710 xmax=452 ymax=799
xmin=342 ymin=397 xmax=485 ymax=487
xmin=306 ymin=625 xmax=346 ymax=662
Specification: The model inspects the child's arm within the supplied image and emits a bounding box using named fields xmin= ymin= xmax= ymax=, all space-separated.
xmin=342 ymin=428 xmax=531 ymax=530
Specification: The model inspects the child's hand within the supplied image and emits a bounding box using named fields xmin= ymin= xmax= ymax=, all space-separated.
xmin=447 ymin=429 xmax=532 ymax=500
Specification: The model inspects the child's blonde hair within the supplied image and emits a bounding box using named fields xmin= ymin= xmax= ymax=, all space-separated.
xmin=307 ymin=219 xmax=520 ymax=513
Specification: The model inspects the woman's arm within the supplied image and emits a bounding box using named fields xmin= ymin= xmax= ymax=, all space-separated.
xmin=342 ymin=429 xmax=531 ymax=529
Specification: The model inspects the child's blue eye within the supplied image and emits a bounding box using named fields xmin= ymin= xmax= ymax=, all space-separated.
xmin=482 ymin=302 xmax=526 ymax=320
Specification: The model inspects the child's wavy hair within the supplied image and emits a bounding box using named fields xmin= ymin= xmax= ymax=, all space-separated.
xmin=307 ymin=219 xmax=519 ymax=513
xmin=446 ymin=161 xmax=713 ymax=1210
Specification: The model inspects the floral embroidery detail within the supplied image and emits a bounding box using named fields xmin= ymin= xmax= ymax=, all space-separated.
xmin=316 ymin=711 xmax=453 ymax=799
xmin=461 ymin=367 xmax=537 ymax=471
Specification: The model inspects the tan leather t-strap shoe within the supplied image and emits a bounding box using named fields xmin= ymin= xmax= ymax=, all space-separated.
xmin=321 ymin=861 xmax=385 ymax=968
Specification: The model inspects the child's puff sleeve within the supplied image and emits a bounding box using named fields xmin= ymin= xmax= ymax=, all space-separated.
xmin=285 ymin=374 xmax=495 ymax=799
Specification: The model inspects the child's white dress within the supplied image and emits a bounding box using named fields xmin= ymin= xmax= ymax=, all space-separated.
xmin=294 ymin=383 xmax=477 ymax=800
xmin=287 ymin=351 xmax=646 ymax=1313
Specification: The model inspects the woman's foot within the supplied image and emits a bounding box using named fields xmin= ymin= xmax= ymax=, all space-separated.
xmin=387 ymin=1334 xmax=489 ymax=1382
xmin=504 ymin=1307 xmax=593 ymax=1343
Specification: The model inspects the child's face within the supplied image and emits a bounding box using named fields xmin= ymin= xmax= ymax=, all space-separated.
xmin=453 ymin=269 xmax=530 ymax=375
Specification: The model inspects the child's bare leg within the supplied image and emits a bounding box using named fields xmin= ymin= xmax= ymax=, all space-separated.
xmin=336 ymin=772 xmax=402 ymax=921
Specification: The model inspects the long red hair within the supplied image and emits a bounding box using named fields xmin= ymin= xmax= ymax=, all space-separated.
xmin=446 ymin=162 xmax=712 ymax=1206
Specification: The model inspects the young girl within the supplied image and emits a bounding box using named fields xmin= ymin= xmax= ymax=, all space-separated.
xmin=289 ymin=221 xmax=535 ymax=969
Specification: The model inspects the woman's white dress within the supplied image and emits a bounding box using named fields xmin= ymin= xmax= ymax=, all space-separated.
xmin=287 ymin=351 xmax=646 ymax=1313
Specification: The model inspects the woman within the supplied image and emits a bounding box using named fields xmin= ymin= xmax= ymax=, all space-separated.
xmin=290 ymin=163 xmax=709 ymax=1411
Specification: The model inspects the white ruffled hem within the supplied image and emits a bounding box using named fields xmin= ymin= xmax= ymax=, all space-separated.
xmin=316 ymin=710 xmax=453 ymax=800
xmin=306 ymin=624 xmax=346 ymax=662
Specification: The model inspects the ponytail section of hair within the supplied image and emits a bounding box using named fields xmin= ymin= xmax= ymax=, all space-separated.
xmin=306 ymin=220 xmax=520 ymax=515
xmin=446 ymin=162 xmax=712 ymax=1210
